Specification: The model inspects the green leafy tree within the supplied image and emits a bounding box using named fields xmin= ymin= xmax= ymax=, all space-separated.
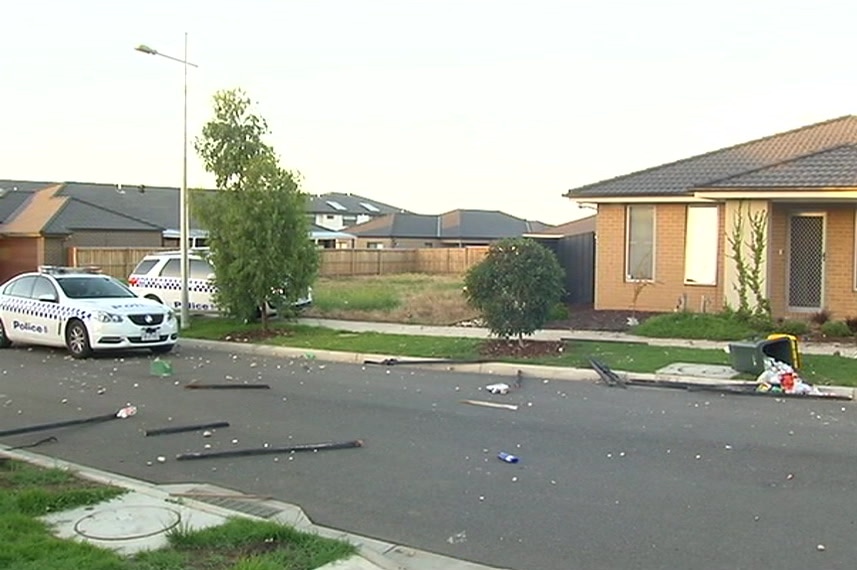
xmin=193 ymin=88 xmax=319 ymax=330
xmin=464 ymin=238 xmax=565 ymax=344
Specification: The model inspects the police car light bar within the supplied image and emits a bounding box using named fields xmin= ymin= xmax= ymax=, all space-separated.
xmin=38 ymin=265 xmax=103 ymax=275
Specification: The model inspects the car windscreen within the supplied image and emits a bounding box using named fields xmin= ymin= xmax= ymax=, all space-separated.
xmin=56 ymin=276 xmax=138 ymax=299
xmin=131 ymin=258 xmax=159 ymax=276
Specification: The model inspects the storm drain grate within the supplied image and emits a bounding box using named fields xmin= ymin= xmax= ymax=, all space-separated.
xmin=191 ymin=497 xmax=282 ymax=519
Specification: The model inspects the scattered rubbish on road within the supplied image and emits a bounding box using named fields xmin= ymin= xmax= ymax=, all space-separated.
xmin=590 ymin=358 xmax=852 ymax=401
xmin=460 ymin=399 xmax=519 ymax=411
xmin=485 ymin=370 xmax=525 ymax=395
xmin=185 ymin=383 xmax=271 ymax=390
xmin=150 ymin=358 xmax=173 ymax=377
xmin=497 ymin=452 xmax=520 ymax=463
xmin=447 ymin=531 xmax=467 ymax=544
xmin=0 ymin=405 xmax=137 ymax=438
xmin=175 ymin=439 xmax=364 ymax=461
xmin=156 ymin=456 xmax=167 ymax=463
xmin=144 ymin=421 xmax=230 ymax=437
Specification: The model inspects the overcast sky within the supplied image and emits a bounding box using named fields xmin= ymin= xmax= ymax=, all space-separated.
xmin=2 ymin=0 xmax=856 ymax=224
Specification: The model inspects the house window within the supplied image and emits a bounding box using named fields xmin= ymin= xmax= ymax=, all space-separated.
xmin=367 ymin=242 xmax=384 ymax=249
xmin=684 ymin=205 xmax=718 ymax=285
xmin=625 ymin=205 xmax=654 ymax=281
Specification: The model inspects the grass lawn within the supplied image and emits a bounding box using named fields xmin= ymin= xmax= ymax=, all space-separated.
xmin=0 ymin=459 xmax=355 ymax=570
xmin=303 ymin=273 xmax=476 ymax=326
xmin=182 ymin=317 xmax=857 ymax=387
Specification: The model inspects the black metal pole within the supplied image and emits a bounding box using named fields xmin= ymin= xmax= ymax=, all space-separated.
xmin=175 ymin=439 xmax=364 ymax=461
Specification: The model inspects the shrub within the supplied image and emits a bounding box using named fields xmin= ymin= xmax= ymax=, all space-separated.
xmin=845 ymin=316 xmax=857 ymax=334
xmin=773 ymin=319 xmax=810 ymax=336
xmin=821 ymin=320 xmax=852 ymax=338
xmin=632 ymin=311 xmax=759 ymax=341
xmin=810 ymin=309 xmax=831 ymax=325
xmin=548 ymin=302 xmax=569 ymax=322
xmin=464 ymin=238 xmax=564 ymax=343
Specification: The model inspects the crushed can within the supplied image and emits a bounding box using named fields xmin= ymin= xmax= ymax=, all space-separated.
xmin=497 ymin=451 xmax=520 ymax=463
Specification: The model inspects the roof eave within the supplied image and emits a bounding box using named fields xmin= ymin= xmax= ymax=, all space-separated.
xmin=568 ymin=194 xmax=715 ymax=204
xmin=693 ymin=188 xmax=857 ymax=200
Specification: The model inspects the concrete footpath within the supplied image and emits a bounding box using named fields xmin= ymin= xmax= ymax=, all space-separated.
xmin=296 ymin=317 xmax=857 ymax=357
xmin=3 ymin=318 xmax=855 ymax=570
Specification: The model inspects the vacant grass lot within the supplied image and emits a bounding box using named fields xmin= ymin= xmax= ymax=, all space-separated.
xmin=0 ymin=459 xmax=355 ymax=570
xmin=303 ymin=273 xmax=476 ymax=325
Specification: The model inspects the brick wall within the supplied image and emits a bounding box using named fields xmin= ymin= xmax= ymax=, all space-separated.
xmin=596 ymin=203 xmax=722 ymax=313
xmin=771 ymin=204 xmax=857 ymax=320
xmin=0 ymin=237 xmax=40 ymax=282
xmin=823 ymin=205 xmax=857 ymax=319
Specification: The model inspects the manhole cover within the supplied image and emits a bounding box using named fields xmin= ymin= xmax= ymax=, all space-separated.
xmin=74 ymin=506 xmax=182 ymax=541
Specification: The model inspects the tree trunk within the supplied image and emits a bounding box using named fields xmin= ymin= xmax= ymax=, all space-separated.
xmin=260 ymin=304 xmax=269 ymax=332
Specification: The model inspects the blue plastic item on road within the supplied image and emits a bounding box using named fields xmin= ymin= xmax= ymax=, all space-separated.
xmin=498 ymin=452 xmax=520 ymax=463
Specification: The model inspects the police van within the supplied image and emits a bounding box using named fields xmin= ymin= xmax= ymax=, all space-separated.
xmin=127 ymin=250 xmax=313 ymax=315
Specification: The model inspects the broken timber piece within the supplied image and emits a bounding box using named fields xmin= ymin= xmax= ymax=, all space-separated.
xmin=175 ymin=439 xmax=364 ymax=461
xmin=185 ymin=384 xmax=270 ymax=390
xmin=460 ymin=399 xmax=519 ymax=411
xmin=144 ymin=421 xmax=230 ymax=437
xmin=0 ymin=405 xmax=137 ymax=438
xmin=589 ymin=358 xmax=627 ymax=388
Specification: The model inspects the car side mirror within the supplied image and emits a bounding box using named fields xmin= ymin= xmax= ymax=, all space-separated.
xmin=37 ymin=293 xmax=58 ymax=303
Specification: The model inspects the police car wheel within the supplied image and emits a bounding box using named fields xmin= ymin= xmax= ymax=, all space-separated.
xmin=65 ymin=319 xmax=93 ymax=359
xmin=0 ymin=318 xmax=11 ymax=348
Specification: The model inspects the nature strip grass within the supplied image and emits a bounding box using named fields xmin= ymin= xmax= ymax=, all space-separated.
xmin=0 ymin=460 xmax=356 ymax=570
xmin=183 ymin=320 xmax=857 ymax=387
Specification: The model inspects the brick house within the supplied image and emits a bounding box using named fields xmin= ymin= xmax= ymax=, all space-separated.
xmin=307 ymin=192 xmax=409 ymax=231
xmin=0 ymin=181 xmax=184 ymax=282
xmin=565 ymin=115 xmax=857 ymax=320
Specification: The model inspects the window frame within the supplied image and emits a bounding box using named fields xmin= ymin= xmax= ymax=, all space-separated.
xmin=683 ymin=204 xmax=719 ymax=286
xmin=625 ymin=204 xmax=655 ymax=282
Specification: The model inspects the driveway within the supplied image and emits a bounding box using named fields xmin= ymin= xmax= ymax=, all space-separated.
xmin=1 ymin=343 xmax=856 ymax=570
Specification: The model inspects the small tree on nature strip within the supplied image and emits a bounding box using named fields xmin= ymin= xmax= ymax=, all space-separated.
xmin=464 ymin=237 xmax=565 ymax=346
xmin=193 ymin=88 xmax=319 ymax=330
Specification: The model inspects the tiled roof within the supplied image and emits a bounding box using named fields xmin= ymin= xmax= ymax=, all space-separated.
xmin=308 ymin=192 xmax=409 ymax=215
xmin=525 ymin=214 xmax=596 ymax=236
xmin=349 ymin=210 xmax=550 ymax=239
xmin=43 ymin=200 xmax=162 ymax=234
xmin=0 ymin=191 xmax=31 ymax=223
xmin=59 ymin=182 xmax=191 ymax=231
xmin=566 ymin=115 xmax=857 ymax=198
xmin=700 ymin=144 xmax=857 ymax=189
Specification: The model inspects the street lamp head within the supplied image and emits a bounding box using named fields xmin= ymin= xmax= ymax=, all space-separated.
xmin=135 ymin=44 xmax=158 ymax=55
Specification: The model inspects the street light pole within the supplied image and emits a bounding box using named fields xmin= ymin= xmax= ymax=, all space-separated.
xmin=135 ymin=34 xmax=198 ymax=329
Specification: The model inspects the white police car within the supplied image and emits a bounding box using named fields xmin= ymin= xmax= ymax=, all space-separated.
xmin=0 ymin=266 xmax=178 ymax=358
xmin=127 ymin=250 xmax=312 ymax=315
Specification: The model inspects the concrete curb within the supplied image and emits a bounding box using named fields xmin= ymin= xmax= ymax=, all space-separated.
xmin=0 ymin=446 xmax=508 ymax=570
xmin=178 ymin=338 xmax=856 ymax=401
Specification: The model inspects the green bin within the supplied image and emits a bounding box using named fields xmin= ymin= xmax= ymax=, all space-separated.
xmin=728 ymin=337 xmax=797 ymax=375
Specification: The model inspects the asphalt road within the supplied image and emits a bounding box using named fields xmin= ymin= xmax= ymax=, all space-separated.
xmin=1 ymin=343 xmax=857 ymax=570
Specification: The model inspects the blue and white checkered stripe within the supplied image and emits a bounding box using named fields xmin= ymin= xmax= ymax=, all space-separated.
xmin=0 ymin=297 xmax=92 ymax=321
xmin=134 ymin=277 xmax=215 ymax=294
